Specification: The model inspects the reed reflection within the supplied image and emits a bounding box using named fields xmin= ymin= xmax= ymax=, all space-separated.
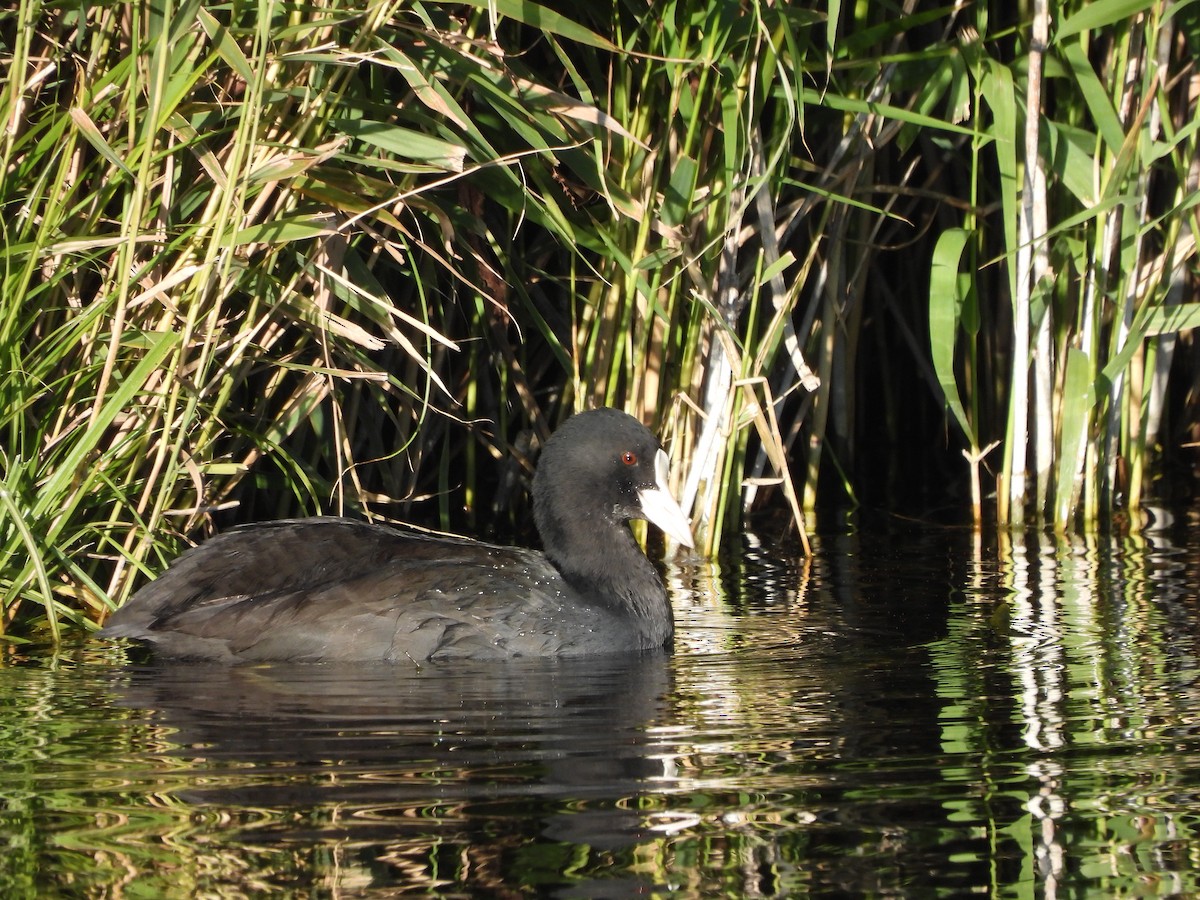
xmin=977 ymin=526 xmax=1200 ymax=898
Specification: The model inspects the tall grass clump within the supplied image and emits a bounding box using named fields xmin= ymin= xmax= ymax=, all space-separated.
xmin=0 ymin=0 xmax=653 ymax=641
xmin=927 ymin=0 xmax=1199 ymax=528
xmin=543 ymin=1 xmax=831 ymax=554
xmin=3 ymin=0 xmax=1198 ymax=642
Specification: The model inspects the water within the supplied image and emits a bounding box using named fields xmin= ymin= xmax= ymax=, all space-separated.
xmin=2 ymin=516 xmax=1199 ymax=897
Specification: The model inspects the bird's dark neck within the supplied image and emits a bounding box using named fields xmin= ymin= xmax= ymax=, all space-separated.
xmin=544 ymin=519 xmax=672 ymax=633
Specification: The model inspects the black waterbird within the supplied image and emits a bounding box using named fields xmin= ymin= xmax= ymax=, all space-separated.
xmin=100 ymin=408 xmax=694 ymax=662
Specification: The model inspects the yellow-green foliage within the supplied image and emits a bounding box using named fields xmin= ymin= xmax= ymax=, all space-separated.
xmin=2 ymin=0 xmax=1197 ymax=640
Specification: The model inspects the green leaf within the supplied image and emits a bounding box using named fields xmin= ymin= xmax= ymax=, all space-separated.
xmin=1141 ymin=302 xmax=1200 ymax=335
xmin=231 ymin=216 xmax=338 ymax=245
xmin=332 ymin=119 xmax=467 ymax=171
xmin=1054 ymin=347 xmax=1096 ymax=526
xmin=196 ymin=7 xmax=254 ymax=83
xmin=661 ymin=154 xmax=698 ymax=227
xmin=818 ymin=92 xmax=979 ymax=137
xmin=433 ymin=0 xmax=618 ymax=51
xmin=928 ymin=227 xmax=977 ymax=447
xmin=1101 ymin=304 xmax=1200 ymax=386
xmin=380 ymin=44 xmax=472 ymax=130
xmin=826 ymin=0 xmax=841 ymax=67
xmin=1055 ymin=0 xmax=1158 ymax=42
xmin=0 ymin=473 xmax=60 ymax=641
xmin=1044 ymin=120 xmax=1099 ymax=207
xmin=32 ymin=330 xmax=182 ymax=521
xmin=69 ymin=108 xmax=133 ymax=178
xmin=1059 ymin=42 xmax=1124 ymax=154
xmin=760 ymin=251 xmax=797 ymax=285
xmin=634 ymin=247 xmax=682 ymax=270
xmin=980 ymin=60 xmax=1019 ymax=304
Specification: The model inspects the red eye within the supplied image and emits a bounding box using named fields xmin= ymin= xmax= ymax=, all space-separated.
xmin=621 ymin=451 xmax=637 ymax=466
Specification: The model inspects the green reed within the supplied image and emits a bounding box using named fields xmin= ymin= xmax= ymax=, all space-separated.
xmin=2 ymin=0 xmax=1197 ymax=640
xmin=927 ymin=0 xmax=1199 ymax=528
xmin=0 ymin=0 xmax=632 ymax=638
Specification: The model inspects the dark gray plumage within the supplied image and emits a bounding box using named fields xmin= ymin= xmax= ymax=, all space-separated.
xmin=100 ymin=408 xmax=694 ymax=662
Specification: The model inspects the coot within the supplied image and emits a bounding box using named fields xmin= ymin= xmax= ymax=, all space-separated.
xmin=100 ymin=408 xmax=694 ymax=662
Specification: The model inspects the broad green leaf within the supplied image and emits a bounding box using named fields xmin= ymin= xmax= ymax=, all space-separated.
xmin=510 ymin=78 xmax=645 ymax=146
xmin=838 ymin=6 xmax=948 ymax=57
xmin=1045 ymin=120 xmax=1099 ymax=206
xmin=661 ymin=154 xmax=698 ymax=227
xmin=781 ymin=174 xmax=909 ymax=220
xmin=1039 ymin=191 xmax=1139 ymax=239
xmin=433 ymin=0 xmax=618 ymax=51
xmin=760 ymin=251 xmax=797 ymax=285
xmin=1054 ymin=347 xmax=1096 ymax=525
xmin=979 ymin=59 xmax=1019 ymax=305
xmin=465 ymin=69 xmax=565 ymax=152
xmin=232 ymin=216 xmax=338 ymax=245
xmin=899 ymin=56 xmax=956 ymax=154
xmin=69 ymin=108 xmax=133 ymax=178
xmin=928 ymin=227 xmax=976 ymax=447
xmin=197 ymin=7 xmax=254 ymax=83
xmin=379 ymin=44 xmax=471 ymax=130
xmin=0 ymin=475 xmax=60 ymax=640
xmin=1059 ymin=42 xmax=1124 ymax=154
xmin=373 ymin=39 xmax=498 ymax=158
xmin=332 ymin=119 xmax=467 ymax=171
xmin=1101 ymin=304 xmax=1200 ymax=386
xmin=634 ymin=247 xmax=682 ymax=270
xmin=826 ymin=0 xmax=841 ymax=69
xmin=1141 ymin=302 xmax=1200 ymax=335
xmin=1056 ymin=0 xmax=1157 ymax=42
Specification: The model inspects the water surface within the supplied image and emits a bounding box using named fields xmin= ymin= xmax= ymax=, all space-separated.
xmin=2 ymin=517 xmax=1198 ymax=896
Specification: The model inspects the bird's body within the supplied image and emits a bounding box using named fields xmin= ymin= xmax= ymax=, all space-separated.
xmin=100 ymin=409 xmax=693 ymax=662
